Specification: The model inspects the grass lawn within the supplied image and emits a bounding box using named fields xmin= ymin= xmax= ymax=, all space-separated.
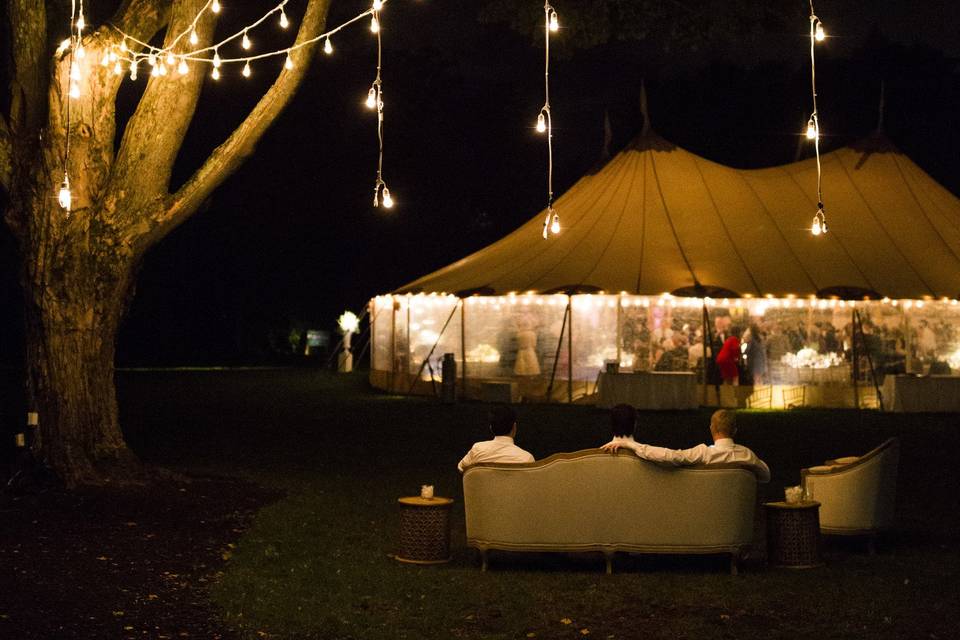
xmin=115 ymin=369 xmax=960 ymax=640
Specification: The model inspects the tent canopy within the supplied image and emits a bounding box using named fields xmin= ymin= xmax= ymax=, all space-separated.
xmin=397 ymin=131 xmax=960 ymax=300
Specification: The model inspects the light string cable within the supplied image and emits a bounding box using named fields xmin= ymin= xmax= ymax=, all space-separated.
xmin=808 ymin=0 xmax=827 ymax=235
xmin=369 ymin=2 xmax=392 ymax=208
xmin=539 ymin=1 xmax=559 ymax=239
xmin=58 ymin=0 xmax=84 ymax=213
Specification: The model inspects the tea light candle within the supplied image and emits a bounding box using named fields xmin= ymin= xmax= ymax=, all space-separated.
xmin=420 ymin=484 xmax=434 ymax=499
xmin=14 ymin=433 xmax=26 ymax=447
xmin=27 ymin=412 xmax=38 ymax=426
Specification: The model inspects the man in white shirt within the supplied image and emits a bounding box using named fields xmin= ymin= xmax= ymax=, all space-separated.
xmin=600 ymin=409 xmax=770 ymax=483
xmin=605 ymin=403 xmax=638 ymax=447
xmin=458 ymin=406 xmax=535 ymax=472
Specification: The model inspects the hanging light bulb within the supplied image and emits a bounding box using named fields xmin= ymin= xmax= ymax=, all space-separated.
xmin=815 ymin=20 xmax=825 ymax=41
xmin=76 ymin=13 xmax=85 ymax=31
xmin=242 ymin=61 xmax=251 ymax=77
xmin=114 ymin=60 xmax=123 ymax=75
xmin=148 ymin=53 xmax=157 ymax=66
xmin=536 ymin=112 xmax=546 ymax=133
xmin=366 ymin=86 xmax=377 ymax=109
xmin=101 ymin=51 xmax=111 ymax=67
xmin=109 ymin=50 xmax=118 ymax=63
xmin=324 ymin=37 xmax=334 ymax=55
xmin=120 ymin=39 xmax=128 ymax=53
xmin=549 ymin=10 xmax=559 ymax=32
xmin=212 ymin=51 xmax=221 ymax=67
xmin=242 ymin=31 xmax=251 ymax=50
xmin=158 ymin=62 xmax=168 ymax=76
xmin=805 ymin=117 xmax=818 ymax=140
xmin=550 ymin=211 xmax=560 ymax=234
xmin=811 ymin=217 xmax=822 ymax=236
xmin=211 ymin=0 xmax=221 ymax=13
xmin=58 ymin=174 xmax=72 ymax=210
xmin=178 ymin=59 xmax=189 ymax=75
xmin=279 ymin=9 xmax=289 ymax=28
xmin=373 ymin=0 xmax=383 ymax=10
xmin=190 ymin=29 xmax=199 ymax=45
xmin=284 ymin=52 xmax=294 ymax=69
xmin=151 ymin=64 xmax=160 ymax=77
xmin=69 ymin=81 xmax=80 ymax=99
xmin=211 ymin=67 xmax=220 ymax=80
xmin=76 ymin=44 xmax=86 ymax=60
xmin=166 ymin=52 xmax=176 ymax=66
xmin=130 ymin=60 xmax=138 ymax=80
xmin=70 ymin=63 xmax=81 ymax=81
xmin=370 ymin=15 xmax=380 ymax=33
xmin=382 ymin=186 xmax=394 ymax=208
xmin=541 ymin=210 xmax=551 ymax=239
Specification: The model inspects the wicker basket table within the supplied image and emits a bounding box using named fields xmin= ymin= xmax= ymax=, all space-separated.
xmin=764 ymin=501 xmax=823 ymax=568
xmin=396 ymin=496 xmax=454 ymax=564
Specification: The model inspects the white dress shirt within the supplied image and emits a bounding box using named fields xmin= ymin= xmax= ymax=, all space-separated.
xmin=629 ymin=437 xmax=770 ymax=483
xmin=458 ymin=435 xmax=535 ymax=472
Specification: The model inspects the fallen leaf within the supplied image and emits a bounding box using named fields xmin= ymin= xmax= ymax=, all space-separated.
xmin=561 ymin=618 xmax=572 ymax=625
xmin=526 ymin=633 xmax=536 ymax=638
xmin=580 ymin=629 xmax=590 ymax=636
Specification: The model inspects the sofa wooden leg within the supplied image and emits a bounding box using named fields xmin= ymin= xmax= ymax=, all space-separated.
xmin=480 ymin=549 xmax=488 ymax=572
xmin=604 ymin=552 xmax=614 ymax=575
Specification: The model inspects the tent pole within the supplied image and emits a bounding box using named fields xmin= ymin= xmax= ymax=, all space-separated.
xmin=616 ymin=294 xmax=622 ymax=367
xmin=545 ymin=298 xmax=570 ymax=402
xmin=408 ymin=300 xmax=461 ymax=395
xmin=568 ymin=294 xmax=574 ymax=403
xmin=460 ymin=299 xmax=467 ymax=398
xmin=390 ymin=296 xmax=397 ymax=392
xmin=701 ymin=301 xmax=711 ymax=406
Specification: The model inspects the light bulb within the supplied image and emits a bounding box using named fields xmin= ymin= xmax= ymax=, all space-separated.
xmin=114 ymin=61 xmax=123 ymax=75
xmin=279 ymin=10 xmax=289 ymax=28
xmin=158 ymin=63 xmax=168 ymax=76
xmin=58 ymin=176 xmax=72 ymax=210
xmin=542 ymin=211 xmax=551 ymax=239
xmin=284 ymin=53 xmax=294 ymax=69
xmin=242 ymin=61 xmax=251 ymax=77
xmin=212 ymin=0 xmax=221 ymax=13
xmin=242 ymin=31 xmax=251 ymax=50
xmin=120 ymin=40 xmax=128 ymax=53
xmin=549 ymin=10 xmax=559 ymax=32
xmin=366 ymin=86 xmax=377 ymax=109
xmin=212 ymin=51 xmax=221 ymax=67
xmin=805 ymin=118 xmax=817 ymax=140
xmin=166 ymin=52 xmax=176 ymax=66
xmin=109 ymin=51 xmax=118 ymax=62
xmin=211 ymin=67 xmax=220 ymax=80
xmin=536 ymin=112 xmax=546 ymax=133
xmin=151 ymin=64 xmax=160 ymax=77
xmin=373 ymin=0 xmax=383 ymax=9
xmin=70 ymin=63 xmax=81 ymax=80
xmin=101 ymin=51 xmax=111 ymax=67
xmin=324 ymin=38 xmax=334 ymax=54
xmin=370 ymin=16 xmax=380 ymax=33
xmin=382 ymin=187 xmax=394 ymax=208
xmin=148 ymin=53 xmax=157 ymax=66
xmin=76 ymin=14 xmax=85 ymax=31
xmin=178 ymin=59 xmax=189 ymax=75
xmin=815 ymin=21 xmax=825 ymax=41
xmin=76 ymin=44 xmax=85 ymax=59
xmin=550 ymin=212 xmax=560 ymax=234
xmin=69 ymin=81 xmax=80 ymax=99
xmin=190 ymin=29 xmax=199 ymax=45
xmin=130 ymin=62 xmax=138 ymax=80
xmin=811 ymin=218 xmax=822 ymax=236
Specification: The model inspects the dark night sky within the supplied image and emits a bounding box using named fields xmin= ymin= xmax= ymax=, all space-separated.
xmin=1 ymin=0 xmax=958 ymax=365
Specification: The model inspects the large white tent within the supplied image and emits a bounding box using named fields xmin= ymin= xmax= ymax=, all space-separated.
xmin=397 ymin=128 xmax=960 ymax=300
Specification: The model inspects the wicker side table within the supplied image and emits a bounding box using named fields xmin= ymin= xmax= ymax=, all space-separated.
xmin=764 ymin=501 xmax=823 ymax=568
xmin=396 ymin=496 xmax=454 ymax=564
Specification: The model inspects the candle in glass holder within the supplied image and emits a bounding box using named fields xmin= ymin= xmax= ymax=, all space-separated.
xmin=420 ymin=484 xmax=434 ymax=499
xmin=27 ymin=412 xmax=38 ymax=426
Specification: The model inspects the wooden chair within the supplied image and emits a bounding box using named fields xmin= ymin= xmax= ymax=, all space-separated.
xmin=782 ymin=385 xmax=806 ymax=409
xmin=746 ymin=385 xmax=773 ymax=409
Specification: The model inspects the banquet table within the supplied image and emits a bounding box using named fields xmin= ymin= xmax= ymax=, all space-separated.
xmin=597 ymin=371 xmax=698 ymax=410
xmin=880 ymin=375 xmax=960 ymax=412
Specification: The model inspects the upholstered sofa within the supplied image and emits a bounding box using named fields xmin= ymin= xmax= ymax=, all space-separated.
xmin=462 ymin=449 xmax=760 ymax=574
xmin=801 ymin=437 xmax=899 ymax=551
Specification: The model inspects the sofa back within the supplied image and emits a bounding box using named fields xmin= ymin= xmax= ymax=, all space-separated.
xmin=463 ymin=449 xmax=758 ymax=553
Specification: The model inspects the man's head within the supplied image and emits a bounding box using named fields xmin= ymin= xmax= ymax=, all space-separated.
xmin=610 ymin=404 xmax=637 ymax=438
xmin=489 ymin=406 xmax=517 ymax=437
xmin=709 ymin=409 xmax=737 ymax=441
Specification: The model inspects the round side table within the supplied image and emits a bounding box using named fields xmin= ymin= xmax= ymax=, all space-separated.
xmin=396 ymin=496 xmax=454 ymax=564
xmin=764 ymin=501 xmax=823 ymax=568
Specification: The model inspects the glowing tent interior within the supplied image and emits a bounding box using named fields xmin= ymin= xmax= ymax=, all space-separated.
xmin=367 ymin=122 xmax=960 ymax=408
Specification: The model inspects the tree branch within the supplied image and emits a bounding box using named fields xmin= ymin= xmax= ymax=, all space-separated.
xmin=6 ymin=0 xmax=47 ymax=135
xmin=111 ymin=0 xmax=171 ymax=40
xmin=157 ymin=0 xmax=331 ymax=243
xmin=0 ymin=112 xmax=11 ymax=190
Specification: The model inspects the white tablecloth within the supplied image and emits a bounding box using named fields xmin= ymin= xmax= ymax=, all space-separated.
xmin=597 ymin=372 xmax=698 ymax=410
xmin=881 ymin=375 xmax=960 ymax=413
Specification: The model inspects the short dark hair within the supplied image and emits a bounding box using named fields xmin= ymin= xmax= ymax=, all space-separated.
xmin=489 ymin=406 xmax=517 ymax=436
xmin=610 ymin=404 xmax=636 ymax=438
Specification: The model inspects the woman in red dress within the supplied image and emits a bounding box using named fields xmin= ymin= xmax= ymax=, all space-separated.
xmin=715 ymin=326 xmax=742 ymax=385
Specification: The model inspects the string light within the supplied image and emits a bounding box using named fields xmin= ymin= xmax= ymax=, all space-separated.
xmin=211 ymin=0 xmax=221 ymax=13
xmin=370 ymin=15 xmax=380 ymax=33
xmin=178 ymin=58 xmax=189 ymax=75
xmin=284 ymin=51 xmax=294 ymax=69
xmin=279 ymin=9 xmax=289 ymax=29
xmin=242 ymin=61 xmax=251 ymax=77
xmin=211 ymin=67 xmax=220 ymax=80
xmin=58 ymin=174 xmax=72 ymax=210
xmin=807 ymin=1 xmax=827 ymax=236
xmin=212 ymin=51 xmax=221 ymax=67
xmin=539 ymin=2 xmax=559 ymax=239
xmin=324 ymin=37 xmax=334 ymax=55
xmin=242 ymin=30 xmax=252 ymax=50
xmin=190 ymin=29 xmax=199 ymax=45
xmin=370 ymin=4 xmax=393 ymax=209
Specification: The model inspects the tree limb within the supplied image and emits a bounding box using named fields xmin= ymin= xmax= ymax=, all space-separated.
xmin=157 ymin=0 xmax=331 ymax=244
xmin=111 ymin=0 xmax=171 ymax=40
xmin=0 ymin=112 xmax=11 ymax=190
xmin=6 ymin=0 xmax=47 ymax=135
